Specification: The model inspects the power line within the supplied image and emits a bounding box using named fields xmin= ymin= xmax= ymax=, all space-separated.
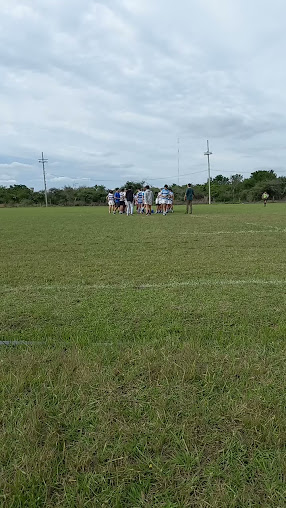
xmin=146 ymin=169 xmax=208 ymax=182
xmin=46 ymin=169 xmax=208 ymax=184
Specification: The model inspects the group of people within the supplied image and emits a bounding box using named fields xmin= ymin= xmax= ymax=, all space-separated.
xmin=106 ymin=184 xmax=195 ymax=216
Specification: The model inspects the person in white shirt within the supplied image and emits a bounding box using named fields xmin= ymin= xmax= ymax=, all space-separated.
xmin=106 ymin=191 xmax=115 ymax=214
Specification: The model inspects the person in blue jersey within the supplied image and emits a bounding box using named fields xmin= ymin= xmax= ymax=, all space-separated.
xmin=160 ymin=185 xmax=170 ymax=216
xmin=114 ymin=188 xmax=120 ymax=213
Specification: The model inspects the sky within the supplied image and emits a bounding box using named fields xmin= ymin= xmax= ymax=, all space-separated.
xmin=1 ymin=0 xmax=286 ymax=190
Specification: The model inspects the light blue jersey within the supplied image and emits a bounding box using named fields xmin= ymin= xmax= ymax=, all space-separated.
xmin=161 ymin=188 xmax=169 ymax=198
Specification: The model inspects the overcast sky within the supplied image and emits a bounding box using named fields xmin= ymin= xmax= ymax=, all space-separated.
xmin=1 ymin=0 xmax=286 ymax=189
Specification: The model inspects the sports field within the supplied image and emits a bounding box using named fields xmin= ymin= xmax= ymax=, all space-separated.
xmin=1 ymin=204 xmax=286 ymax=507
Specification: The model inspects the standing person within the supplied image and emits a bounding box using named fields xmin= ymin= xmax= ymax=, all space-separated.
xmin=141 ymin=188 xmax=145 ymax=214
xmin=134 ymin=191 xmax=138 ymax=213
xmin=119 ymin=188 xmax=125 ymax=214
xmin=262 ymin=191 xmax=269 ymax=207
xmin=155 ymin=192 xmax=160 ymax=213
xmin=158 ymin=190 xmax=163 ymax=213
xmin=137 ymin=188 xmax=143 ymax=213
xmin=126 ymin=187 xmax=134 ymax=216
xmin=106 ymin=190 xmax=115 ymax=214
xmin=144 ymin=185 xmax=153 ymax=215
xmin=160 ymin=185 xmax=170 ymax=216
xmin=169 ymin=188 xmax=174 ymax=213
xmin=114 ymin=188 xmax=120 ymax=213
xmin=184 ymin=183 xmax=194 ymax=214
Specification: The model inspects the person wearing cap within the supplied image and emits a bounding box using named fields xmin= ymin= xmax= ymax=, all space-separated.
xmin=184 ymin=183 xmax=194 ymax=214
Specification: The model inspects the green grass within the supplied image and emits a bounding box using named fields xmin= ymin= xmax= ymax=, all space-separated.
xmin=1 ymin=204 xmax=286 ymax=507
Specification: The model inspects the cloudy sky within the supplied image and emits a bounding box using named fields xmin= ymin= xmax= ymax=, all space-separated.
xmin=1 ymin=0 xmax=286 ymax=189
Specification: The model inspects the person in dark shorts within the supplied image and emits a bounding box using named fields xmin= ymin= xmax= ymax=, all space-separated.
xmin=262 ymin=191 xmax=269 ymax=207
xmin=184 ymin=184 xmax=194 ymax=214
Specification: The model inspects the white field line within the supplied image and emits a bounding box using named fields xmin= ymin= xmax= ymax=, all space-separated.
xmin=179 ymin=229 xmax=286 ymax=236
xmin=246 ymin=222 xmax=281 ymax=231
xmin=1 ymin=279 xmax=286 ymax=294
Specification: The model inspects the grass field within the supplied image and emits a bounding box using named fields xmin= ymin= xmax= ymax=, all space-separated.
xmin=1 ymin=204 xmax=286 ymax=507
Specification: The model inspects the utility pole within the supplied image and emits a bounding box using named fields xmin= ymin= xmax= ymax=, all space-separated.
xmin=177 ymin=137 xmax=180 ymax=185
xmin=38 ymin=152 xmax=48 ymax=207
xmin=204 ymin=140 xmax=212 ymax=205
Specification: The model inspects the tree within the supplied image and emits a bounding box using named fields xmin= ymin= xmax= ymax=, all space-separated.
xmin=230 ymin=174 xmax=243 ymax=185
xmin=230 ymin=174 xmax=244 ymax=202
xmin=250 ymin=170 xmax=277 ymax=182
xmin=211 ymin=175 xmax=230 ymax=185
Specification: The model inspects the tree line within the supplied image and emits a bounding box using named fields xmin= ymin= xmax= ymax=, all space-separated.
xmin=0 ymin=170 xmax=285 ymax=206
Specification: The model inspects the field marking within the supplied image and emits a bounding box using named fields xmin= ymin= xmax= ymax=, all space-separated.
xmin=1 ymin=279 xmax=286 ymax=294
xmin=0 ymin=341 xmax=113 ymax=346
xmin=179 ymin=229 xmax=285 ymax=236
xmin=0 ymin=341 xmax=41 ymax=346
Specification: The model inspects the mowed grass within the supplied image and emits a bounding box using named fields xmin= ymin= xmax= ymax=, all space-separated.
xmin=0 ymin=204 xmax=286 ymax=507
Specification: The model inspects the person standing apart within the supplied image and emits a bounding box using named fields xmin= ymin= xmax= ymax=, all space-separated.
xmin=185 ymin=184 xmax=194 ymax=214
xmin=144 ymin=185 xmax=153 ymax=215
xmin=107 ymin=190 xmax=115 ymax=214
xmin=126 ymin=187 xmax=134 ymax=216
xmin=262 ymin=191 xmax=269 ymax=207
xmin=160 ymin=185 xmax=170 ymax=216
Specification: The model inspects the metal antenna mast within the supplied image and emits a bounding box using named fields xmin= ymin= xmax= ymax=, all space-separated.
xmin=204 ymin=140 xmax=213 ymax=205
xmin=177 ymin=137 xmax=180 ymax=185
xmin=38 ymin=152 xmax=48 ymax=207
